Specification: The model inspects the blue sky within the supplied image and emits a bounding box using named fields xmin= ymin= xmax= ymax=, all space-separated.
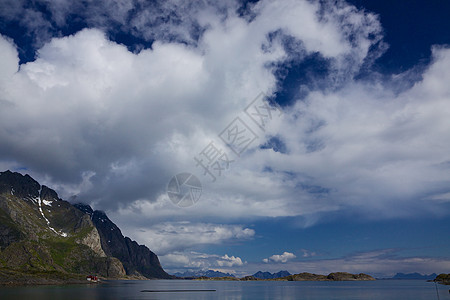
xmin=0 ymin=0 xmax=449 ymax=277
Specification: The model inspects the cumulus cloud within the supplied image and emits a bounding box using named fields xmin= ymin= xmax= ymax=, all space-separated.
xmin=0 ymin=34 xmax=18 ymax=81
xmin=2 ymin=0 xmax=450 ymax=278
xmin=0 ymin=0 xmax=387 ymax=216
xmin=0 ymin=0 xmax=448 ymax=235
xmin=217 ymin=254 xmax=244 ymax=267
xmin=159 ymin=251 xmax=245 ymax=274
xmin=0 ymin=0 xmax=202 ymax=50
xmin=263 ymin=251 xmax=296 ymax=263
xmin=120 ymin=221 xmax=254 ymax=255
xmin=261 ymin=46 xmax=450 ymax=220
xmin=1 ymin=0 xmax=385 ymax=56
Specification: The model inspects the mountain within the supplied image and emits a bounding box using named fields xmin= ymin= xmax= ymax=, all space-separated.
xmin=252 ymin=270 xmax=291 ymax=279
xmin=174 ymin=270 xmax=236 ymax=278
xmin=74 ymin=203 xmax=170 ymax=279
xmin=0 ymin=170 xmax=170 ymax=283
xmin=391 ymin=272 xmax=437 ymax=280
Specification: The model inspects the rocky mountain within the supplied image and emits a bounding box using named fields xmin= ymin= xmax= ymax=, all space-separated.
xmin=252 ymin=270 xmax=291 ymax=279
xmin=0 ymin=170 xmax=170 ymax=283
xmin=174 ymin=270 xmax=236 ymax=278
xmin=74 ymin=203 xmax=170 ymax=279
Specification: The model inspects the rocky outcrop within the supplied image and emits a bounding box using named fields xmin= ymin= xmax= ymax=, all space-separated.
xmin=74 ymin=203 xmax=171 ymax=279
xmin=435 ymin=273 xmax=450 ymax=285
xmin=240 ymin=275 xmax=259 ymax=281
xmin=77 ymin=224 xmax=106 ymax=257
xmin=93 ymin=257 xmax=126 ymax=278
xmin=327 ymin=272 xmax=375 ymax=281
xmin=0 ymin=170 xmax=40 ymax=199
xmin=288 ymin=272 xmax=328 ymax=281
xmin=196 ymin=272 xmax=375 ymax=281
xmin=0 ymin=208 xmax=23 ymax=249
xmin=279 ymin=272 xmax=375 ymax=281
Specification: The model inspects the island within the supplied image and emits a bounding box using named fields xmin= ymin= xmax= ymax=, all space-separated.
xmin=433 ymin=274 xmax=450 ymax=285
xmin=195 ymin=272 xmax=376 ymax=281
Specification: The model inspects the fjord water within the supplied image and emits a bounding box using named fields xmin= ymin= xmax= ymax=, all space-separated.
xmin=1 ymin=280 xmax=447 ymax=300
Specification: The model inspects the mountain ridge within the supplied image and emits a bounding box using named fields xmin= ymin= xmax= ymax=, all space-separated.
xmin=252 ymin=270 xmax=291 ymax=279
xmin=173 ymin=269 xmax=236 ymax=278
xmin=0 ymin=170 xmax=171 ymax=283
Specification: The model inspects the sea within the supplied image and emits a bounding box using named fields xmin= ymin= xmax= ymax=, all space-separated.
xmin=1 ymin=279 xmax=448 ymax=299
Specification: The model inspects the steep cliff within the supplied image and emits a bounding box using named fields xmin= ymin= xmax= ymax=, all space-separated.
xmin=0 ymin=170 xmax=169 ymax=281
xmin=74 ymin=203 xmax=171 ymax=279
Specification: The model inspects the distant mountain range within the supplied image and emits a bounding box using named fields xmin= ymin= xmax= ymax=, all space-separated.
xmin=173 ymin=270 xmax=291 ymax=279
xmin=252 ymin=270 xmax=291 ymax=279
xmin=390 ymin=273 xmax=437 ymax=280
xmin=174 ymin=270 xmax=292 ymax=279
xmin=174 ymin=270 xmax=236 ymax=278
xmin=0 ymin=170 xmax=171 ymax=284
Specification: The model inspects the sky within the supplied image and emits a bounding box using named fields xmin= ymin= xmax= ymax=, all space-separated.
xmin=0 ymin=0 xmax=449 ymax=277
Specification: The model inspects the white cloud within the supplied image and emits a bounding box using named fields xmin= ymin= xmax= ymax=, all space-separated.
xmin=160 ymin=252 xmax=191 ymax=266
xmin=301 ymin=249 xmax=318 ymax=258
xmin=159 ymin=251 xmax=245 ymax=274
xmin=259 ymin=46 xmax=450 ymax=220
xmin=217 ymin=254 xmax=244 ymax=267
xmin=0 ymin=0 xmax=448 ymax=228
xmin=0 ymin=34 xmax=18 ymax=84
xmin=121 ymin=221 xmax=254 ymax=255
xmin=2 ymin=0 xmax=450 ymax=280
xmin=263 ymin=251 xmax=296 ymax=263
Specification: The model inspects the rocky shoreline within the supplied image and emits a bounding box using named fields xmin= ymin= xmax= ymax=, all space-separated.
xmin=0 ymin=268 xmax=151 ymax=286
xmin=5 ymin=271 xmax=448 ymax=286
xmin=0 ymin=269 xmax=91 ymax=286
xmin=195 ymin=272 xmax=376 ymax=281
xmin=0 ymin=270 xmax=376 ymax=286
xmin=432 ymin=273 xmax=450 ymax=285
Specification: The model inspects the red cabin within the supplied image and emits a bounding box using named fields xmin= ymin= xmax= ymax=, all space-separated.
xmin=86 ymin=275 xmax=99 ymax=282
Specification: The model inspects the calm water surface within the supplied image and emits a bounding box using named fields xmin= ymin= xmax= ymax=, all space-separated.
xmin=1 ymin=279 xmax=449 ymax=299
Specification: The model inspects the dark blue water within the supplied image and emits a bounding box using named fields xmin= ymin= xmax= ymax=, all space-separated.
xmin=1 ymin=279 xmax=448 ymax=299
